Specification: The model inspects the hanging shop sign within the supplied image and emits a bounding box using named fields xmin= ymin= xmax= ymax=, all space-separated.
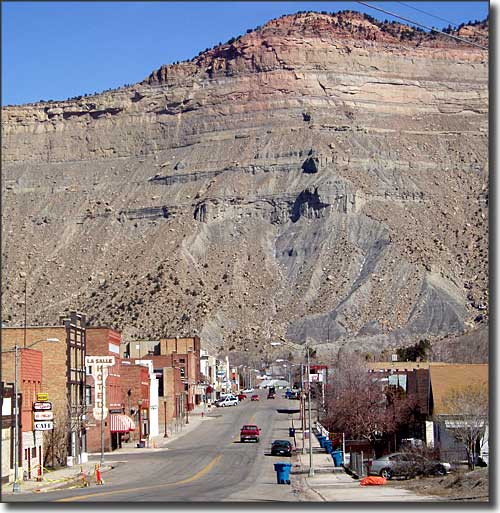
xmin=34 ymin=421 xmax=54 ymax=431
xmin=34 ymin=411 xmax=54 ymax=421
xmin=36 ymin=393 xmax=49 ymax=402
xmin=33 ymin=401 xmax=53 ymax=411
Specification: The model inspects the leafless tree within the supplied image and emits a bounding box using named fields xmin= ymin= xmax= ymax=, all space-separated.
xmin=43 ymin=405 xmax=68 ymax=468
xmin=322 ymin=353 xmax=417 ymax=445
xmin=440 ymin=382 xmax=488 ymax=470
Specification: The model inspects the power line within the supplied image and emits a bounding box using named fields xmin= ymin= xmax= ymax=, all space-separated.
xmin=356 ymin=1 xmax=488 ymax=50
xmin=396 ymin=1 xmax=487 ymax=37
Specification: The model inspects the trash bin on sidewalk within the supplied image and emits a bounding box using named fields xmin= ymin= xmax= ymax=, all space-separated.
xmin=274 ymin=462 xmax=292 ymax=485
xmin=137 ymin=439 xmax=146 ymax=448
xmin=288 ymin=428 xmax=295 ymax=437
xmin=324 ymin=440 xmax=333 ymax=453
xmin=318 ymin=436 xmax=326 ymax=448
xmin=331 ymin=450 xmax=343 ymax=467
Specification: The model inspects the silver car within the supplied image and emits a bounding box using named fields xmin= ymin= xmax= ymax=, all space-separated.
xmin=369 ymin=452 xmax=451 ymax=480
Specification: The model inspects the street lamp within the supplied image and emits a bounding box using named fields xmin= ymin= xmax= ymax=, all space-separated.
xmin=306 ymin=340 xmax=315 ymax=477
xmin=1 ymin=337 xmax=60 ymax=493
xmin=163 ymin=400 xmax=168 ymax=438
xmin=137 ymin=399 xmax=143 ymax=444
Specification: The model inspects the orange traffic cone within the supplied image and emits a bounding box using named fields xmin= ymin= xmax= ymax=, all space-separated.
xmin=95 ymin=464 xmax=103 ymax=485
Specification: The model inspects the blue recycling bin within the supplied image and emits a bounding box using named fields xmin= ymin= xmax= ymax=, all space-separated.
xmin=331 ymin=450 xmax=343 ymax=467
xmin=318 ymin=436 xmax=326 ymax=448
xmin=324 ymin=440 xmax=333 ymax=453
xmin=274 ymin=462 xmax=292 ymax=484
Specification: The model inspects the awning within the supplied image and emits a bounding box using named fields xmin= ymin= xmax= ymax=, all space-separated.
xmin=110 ymin=414 xmax=136 ymax=433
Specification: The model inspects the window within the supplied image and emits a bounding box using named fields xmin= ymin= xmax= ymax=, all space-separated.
xmin=85 ymin=385 xmax=92 ymax=405
xmin=179 ymin=358 xmax=185 ymax=363
xmin=32 ymin=447 xmax=36 ymax=458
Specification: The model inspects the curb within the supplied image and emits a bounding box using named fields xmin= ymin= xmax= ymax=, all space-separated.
xmin=5 ymin=465 xmax=113 ymax=495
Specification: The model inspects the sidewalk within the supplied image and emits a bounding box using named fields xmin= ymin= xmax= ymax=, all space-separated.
xmin=101 ymin=403 xmax=215 ymax=455
xmin=292 ymin=429 xmax=441 ymax=502
xmin=1 ymin=461 xmax=112 ymax=496
xmin=2 ymin=404 xmax=213 ymax=496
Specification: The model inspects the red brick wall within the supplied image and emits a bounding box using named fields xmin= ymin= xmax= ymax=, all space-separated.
xmin=85 ymin=327 xmax=123 ymax=453
xmin=1 ymin=327 xmax=69 ymax=433
xmin=120 ymin=364 xmax=149 ymax=440
xmin=20 ymin=349 xmax=42 ymax=431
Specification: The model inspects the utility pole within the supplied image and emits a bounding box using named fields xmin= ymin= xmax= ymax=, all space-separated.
xmin=24 ymin=281 xmax=27 ymax=348
xmin=301 ymin=363 xmax=305 ymax=454
xmin=100 ymin=364 xmax=104 ymax=465
xmin=307 ymin=341 xmax=314 ymax=477
xmin=13 ymin=345 xmax=20 ymax=493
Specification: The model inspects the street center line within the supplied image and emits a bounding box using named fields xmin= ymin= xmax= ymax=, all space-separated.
xmin=55 ymin=454 xmax=222 ymax=502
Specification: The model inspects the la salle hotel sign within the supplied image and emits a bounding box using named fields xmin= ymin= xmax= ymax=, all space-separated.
xmin=85 ymin=356 xmax=115 ymax=421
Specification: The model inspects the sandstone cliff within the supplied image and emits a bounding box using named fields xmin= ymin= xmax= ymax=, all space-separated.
xmin=1 ymin=12 xmax=488 ymax=359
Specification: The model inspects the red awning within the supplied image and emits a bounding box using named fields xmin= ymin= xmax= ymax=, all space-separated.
xmin=110 ymin=414 xmax=136 ymax=433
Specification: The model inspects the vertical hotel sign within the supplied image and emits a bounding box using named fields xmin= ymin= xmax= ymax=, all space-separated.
xmin=85 ymin=356 xmax=115 ymax=421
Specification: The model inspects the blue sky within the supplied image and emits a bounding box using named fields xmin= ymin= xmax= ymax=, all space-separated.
xmin=2 ymin=1 xmax=489 ymax=106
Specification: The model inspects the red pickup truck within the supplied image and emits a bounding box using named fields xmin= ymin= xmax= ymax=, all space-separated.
xmin=240 ymin=424 xmax=260 ymax=443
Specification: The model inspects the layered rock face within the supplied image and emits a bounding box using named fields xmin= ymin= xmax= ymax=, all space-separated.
xmin=1 ymin=12 xmax=488 ymax=358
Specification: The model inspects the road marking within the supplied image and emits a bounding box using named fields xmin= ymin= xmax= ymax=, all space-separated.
xmin=56 ymin=454 xmax=222 ymax=502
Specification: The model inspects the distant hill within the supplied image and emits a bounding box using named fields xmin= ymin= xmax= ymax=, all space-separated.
xmin=1 ymin=11 xmax=488 ymax=360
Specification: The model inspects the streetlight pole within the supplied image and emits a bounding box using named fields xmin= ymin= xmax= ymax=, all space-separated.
xmin=306 ymin=341 xmax=314 ymax=477
xmin=100 ymin=364 xmax=105 ymax=465
xmin=163 ymin=401 xmax=168 ymax=438
xmin=138 ymin=399 xmax=143 ymax=443
xmin=13 ymin=345 xmax=20 ymax=493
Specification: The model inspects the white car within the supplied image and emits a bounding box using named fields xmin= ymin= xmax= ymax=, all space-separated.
xmin=215 ymin=396 xmax=238 ymax=407
xmin=242 ymin=388 xmax=254 ymax=393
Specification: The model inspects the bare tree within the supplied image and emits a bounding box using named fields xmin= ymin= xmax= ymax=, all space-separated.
xmin=441 ymin=382 xmax=488 ymax=470
xmin=322 ymin=353 xmax=418 ymax=447
xmin=43 ymin=405 xmax=68 ymax=468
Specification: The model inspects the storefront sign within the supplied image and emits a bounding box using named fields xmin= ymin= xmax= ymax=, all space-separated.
xmin=33 ymin=402 xmax=52 ymax=411
xmin=34 ymin=421 xmax=54 ymax=431
xmin=36 ymin=393 xmax=49 ymax=402
xmin=34 ymin=411 xmax=54 ymax=421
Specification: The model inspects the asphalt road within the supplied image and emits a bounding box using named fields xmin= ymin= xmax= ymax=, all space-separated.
xmin=8 ymin=392 xmax=302 ymax=502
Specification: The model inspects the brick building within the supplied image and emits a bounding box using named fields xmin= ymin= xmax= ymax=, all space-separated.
xmin=143 ymin=355 xmax=184 ymax=434
xmin=0 ymin=348 xmax=43 ymax=481
xmin=85 ymin=327 xmax=129 ymax=452
xmin=1 ymin=311 xmax=87 ymax=468
xmin=1 ymin=383 xmax=16 ymax=484
xmin=120 ymin=363 xmax=150 ymax=443
xmin=159 ymin=337 xmax=201 ymax=410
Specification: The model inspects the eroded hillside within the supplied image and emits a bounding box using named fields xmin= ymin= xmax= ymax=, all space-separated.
xmin=1 ymin=11 xmax=488 ymax=357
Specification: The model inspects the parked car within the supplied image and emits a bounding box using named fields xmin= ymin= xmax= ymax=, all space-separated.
xmin=215 ymin=396 xmax=239 ymax=407
xmin=369 ymin=452 xmax=451 ymax=480
xmin=251 ymin=394 xmax=259 ymax=401
xmin=271 ymin=440 xmax=292 ymax=457
xmin=267 ymin=392 xmax=276 ymax=399
xmin=237 ymin=393 xmax=247 ymax=401
xmin=242 ymin=388 xmax=254 ymax=393
xmin=240 ymin=424 xmax=260 ymax=442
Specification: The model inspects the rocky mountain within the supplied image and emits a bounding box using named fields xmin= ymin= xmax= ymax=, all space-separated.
xmin=1 ymin=11 xmax=488 ymax=359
